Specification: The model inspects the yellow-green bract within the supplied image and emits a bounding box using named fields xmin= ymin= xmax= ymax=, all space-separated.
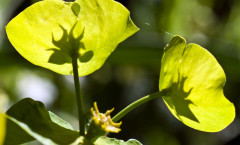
xmin=159 ymin=36 xmax=235 ymax=132
xmin=6 ymin=0 xmax=139 ymax=76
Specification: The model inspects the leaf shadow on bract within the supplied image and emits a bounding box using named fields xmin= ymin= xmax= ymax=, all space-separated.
xmin=71 ymin=2 xmax=80 ymax=17
xmin=163 ymin=72 xmax=199 ymax=123
xmin=47 ymin=21 xmax=93 ymax=65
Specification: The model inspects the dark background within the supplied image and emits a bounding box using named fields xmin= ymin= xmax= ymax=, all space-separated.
xmin=1 ymin=0 xmax=240 ymax=145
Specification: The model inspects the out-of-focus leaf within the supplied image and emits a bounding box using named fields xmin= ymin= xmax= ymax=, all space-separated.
xmin=0 ymin=112 xmax=5 ymax=145
xmin=94 ymin=136 xmax=142 ymax=145
xmin=0 ymin=91 xmax=7 ymax=145
xmin=159 ymin=36 xmax=235 ymax=132
xmin=6 ymin=0 xmax=139 ymax=76
xmin=4 ymin=98 xmax=80 ymax=145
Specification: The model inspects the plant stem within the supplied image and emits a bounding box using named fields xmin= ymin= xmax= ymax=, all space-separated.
xmin=72 ymin=57 xmax=85 ymax=136
xmin=112 ymin=92 xmax=164 ymax=122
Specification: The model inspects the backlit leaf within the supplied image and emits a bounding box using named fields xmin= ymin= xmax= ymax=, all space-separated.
xmin=159 ymin=36 xmax=235 ymax=132
xmin=6 ymin=0 xmax=139 ymax=76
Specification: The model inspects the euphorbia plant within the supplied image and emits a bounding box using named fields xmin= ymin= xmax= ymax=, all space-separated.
xmin=1 ymin=0 xmax=235 ymax=144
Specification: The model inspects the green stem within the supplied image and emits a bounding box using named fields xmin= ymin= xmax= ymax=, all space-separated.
xmin=112 ymin=92 xmax=164 ymax=122
xmin=72 ymin=57 xmax=85 ymax=136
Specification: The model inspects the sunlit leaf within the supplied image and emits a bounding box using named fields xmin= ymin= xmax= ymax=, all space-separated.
xmin=4 ymin=98 xmax=80 ymax=145
xmin=95 ymin=136 xmax=142 ymax=145
xmin=159 ymin=36 xmax=235 ymax=132
xmin=6 ymin=0 xmax=139 ymax=76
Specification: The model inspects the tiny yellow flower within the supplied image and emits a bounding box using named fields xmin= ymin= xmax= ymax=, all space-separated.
xmin=86 ymin=102 xmax=122 ymax=142
xmin=91 ymin=102 xmax=122 ymax=133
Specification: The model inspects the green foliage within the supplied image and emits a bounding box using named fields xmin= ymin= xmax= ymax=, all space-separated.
xmin=3 ymin=0 xmax=237 ymax=144
xmin=4 ymin=98 xmax=80 ymax=145
xmin=159 ymin=36 xmax=235 ymax=132
xmin=49 ymin=111 xmax=74 ymax=130
xmin=3 ymin=98 xmax=143 ymax=145
xmin=6 ymin=0 xmax=139 ymax=76
xmin=94 ymin=136 xmax=142 ymax=145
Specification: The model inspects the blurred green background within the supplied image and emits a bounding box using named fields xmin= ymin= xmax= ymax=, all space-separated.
xmin=1 ymin=0 xmax=240 ymax=145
